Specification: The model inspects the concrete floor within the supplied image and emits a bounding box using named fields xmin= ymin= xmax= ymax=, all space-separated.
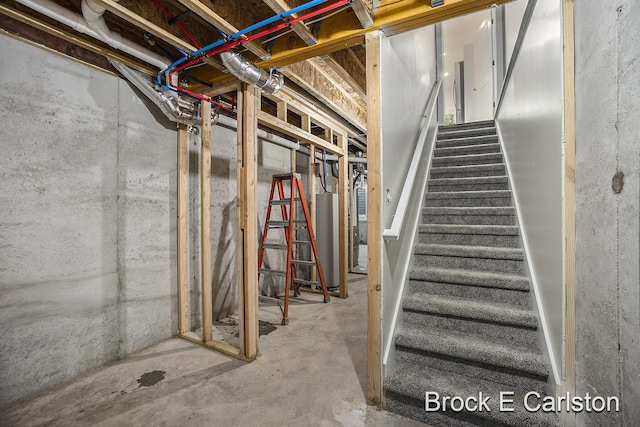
xmin=0 ymin=274 xmax=423 ymax=427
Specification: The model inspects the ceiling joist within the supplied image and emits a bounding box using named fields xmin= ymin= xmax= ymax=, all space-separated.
xmin=92 ymin=0 xmax=196 ymax=53
xmin=284 ymin=59 xmax=366 ymax=132
xmin=257 ymin=0 xmax=511 ymax=69
xmin=263 ymin=0 xmax=316 ymax=46
xmin=350 ymin=0 xmax=373 ymax=28
xmin=174 ymin=0 xmax=270 ymax=59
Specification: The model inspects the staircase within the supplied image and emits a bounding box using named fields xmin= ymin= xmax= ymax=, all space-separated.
xmin=385 ymin=121 xmax=557 ymax=426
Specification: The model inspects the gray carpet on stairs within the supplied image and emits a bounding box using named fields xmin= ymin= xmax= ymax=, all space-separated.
xmin=385 ymin=121 xmax=557 ymax=426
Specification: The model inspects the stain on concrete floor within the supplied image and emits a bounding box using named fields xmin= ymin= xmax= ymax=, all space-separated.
xmin=136 ymin=370 xmax=166 ymax=388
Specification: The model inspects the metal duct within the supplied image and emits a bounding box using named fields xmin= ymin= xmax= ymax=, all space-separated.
xmin=110 ymin=60 xmax=218 ymax=127
xmin=220 ymin=51 xmax=284 ymax=95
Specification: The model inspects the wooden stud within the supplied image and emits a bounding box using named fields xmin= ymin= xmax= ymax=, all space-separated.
xmin=276 ymin=100 xmax=288 ymax=121
xmin=240 ymin=84 xmax=260 ymax=360
xmin=257 ymin=111 xmax=344 ymax=156
xmin=337 ymin=135 xmax=349 ymax=298
xmin=0 ymin=4 xmax=156 ymax=75
xmin=200 ymin=101 xmax=213 ymax=343
xmin=178 ymin=124 xmax=190 ymax=334
xmin=365 ymin=30 xmax=383 ymax=407
xmin=263 ymin=0 xmax=316 ymax=45
xmin=562 ymin=0 xmax=576 ymax=423
xmin=174 ymin=0 xmax=269 ymax=59
xmin=236 ymin=87 xmax=247 ymax=357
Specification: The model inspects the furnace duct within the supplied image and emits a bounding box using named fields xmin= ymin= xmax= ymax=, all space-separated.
xmin=110 ymin=60 xmax=218 ymax=127
xmin=220 ymin=51 xmax=284 ymax=95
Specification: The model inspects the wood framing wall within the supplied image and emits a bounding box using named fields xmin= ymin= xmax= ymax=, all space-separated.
xmin=176 ymin=83 xmax=258 ymax=362
xmin=175 ymin=80 xmax=353 ymax=361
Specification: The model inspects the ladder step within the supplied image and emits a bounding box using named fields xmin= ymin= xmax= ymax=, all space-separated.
xmin=270 ymin=198 xmax=301 ymax=205
xmin=291 ymin=259 xmax=316 ymax=266
xmin=267 ymin=220 xmax=307 ymax=228
xmin=293 ymin=240 xmax=311 ymax=245
xmin=262 ymin=243 xmax=288 ymax=250
xmin=273 ymin=172 xmax=302 ymax=180
xmin=293 ymin=278 xmax=319 ymax=286
xmin=259 ymin=268 xmax=286 ymax=275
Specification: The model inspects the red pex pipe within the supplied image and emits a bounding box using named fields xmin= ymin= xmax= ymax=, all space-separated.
xmin=170 ymin=0 xmax=350 ymax=75
xmin=173 ymin=86 xmax=230 ymax=109
xmin=150 ymin=0 xmax=202 ymax=49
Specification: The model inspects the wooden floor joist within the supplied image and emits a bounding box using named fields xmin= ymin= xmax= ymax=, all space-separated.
xmin=257 ymin=0 xmax=511 ymax=70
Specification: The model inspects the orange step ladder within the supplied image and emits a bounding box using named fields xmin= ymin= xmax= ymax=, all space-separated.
xmin=258 ymin=173 xmax=330 ymax=325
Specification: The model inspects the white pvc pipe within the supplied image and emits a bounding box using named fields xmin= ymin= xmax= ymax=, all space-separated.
xmin=15 ymin=0 xmax=170 ymax=69
xmin=217 ymin=115 xmax=300 ymax=150
xmin=216 ymin=115 xmax=366 ymax=164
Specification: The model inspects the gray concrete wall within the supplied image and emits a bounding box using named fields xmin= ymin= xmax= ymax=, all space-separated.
xmin=0 ymin=34 xmax=177 ymax=407
xmin=495 ymin=0 xmax=563 ymax=383
xmin=575 ymin=1 xmax=640 ymax=425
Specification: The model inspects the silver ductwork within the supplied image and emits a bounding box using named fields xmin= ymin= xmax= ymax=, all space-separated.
xmin=220 ymin=51 xmax=284 ymax=95
xmin=110 ymin=60 xmax=218 ymax=127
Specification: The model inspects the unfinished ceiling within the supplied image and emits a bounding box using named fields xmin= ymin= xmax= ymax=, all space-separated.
xmin=0 ymin=0 xmax=511 ymax=143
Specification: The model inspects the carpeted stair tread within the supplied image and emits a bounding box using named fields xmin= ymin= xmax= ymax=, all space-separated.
xmin=432 ymin=153 xmax=503 ymax=167
xmin=438 ymin=120 xmax=495 ymax=132
xmin=436 ymin=134 xmax=499 ymax=148
xmin=430 ymin=163 xmax=506 ymax=179
xmin=437 ymin=127 xmax=497 ymax=140
xmin=386 ymin=121 xmax=554 ymax=427
xmin=420 ymin=224 xmax=519 ymax=236
xmin=424 ymin=206 xmax=515 ymax=216
xmin=403 ymin=293 xmax=538 ymax=329
xmin=386 ymin=361 xmax=558 ymax=427
xmin=414 ymin=243 xmax=524 ymax=260
xmin=434 ymin=143 xmax=501 ymax=157
xmin=409 ymin=266 xmax=530 ymax=291
xmin=396 ymin=324 xmax=548 ymax=378
xmin=429 ymin=176 xmax=509 ymax=188
xmin=426 ymin=189 xmax=511 ymax=199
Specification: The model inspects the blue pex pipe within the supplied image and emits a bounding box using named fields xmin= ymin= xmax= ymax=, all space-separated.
xmin=230 ymin=0 xmax=327 ymax=38
xmin=157 ymin=0 xmax=327 ymax=80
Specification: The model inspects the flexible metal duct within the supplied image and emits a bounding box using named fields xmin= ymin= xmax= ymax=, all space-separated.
xmin=220 ymin=51 xmax=284 ymax=95
xmin=110 ymin=60 xmax=219 ymax=126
